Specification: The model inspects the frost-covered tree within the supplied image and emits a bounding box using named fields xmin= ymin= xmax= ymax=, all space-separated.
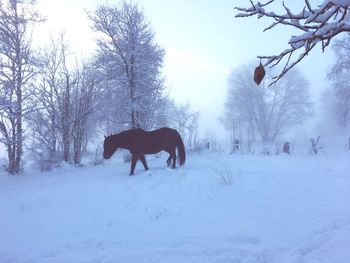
xmin=327 ymin=34 xmax=350 ymax=126
xmin=235 ymin=1 xmax=350 ymax=84
xmin=223 ymin=63 xmax=313 ymax=142
xmin=27 ymin=35 xmax=67 ymax=169
xmin=28 ymin=35 xmax=73 ymax=167
xmin=71 ymin=65 xmax=99 ymax=165
xmin=89 ymin=1 xmax=165 ymax=130
xmin=29 ymin=35 xmax=99 ymax=169
xmin=0 ymin=0 xmax=42 ymax=174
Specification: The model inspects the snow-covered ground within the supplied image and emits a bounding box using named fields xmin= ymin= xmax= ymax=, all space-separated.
xmin=1 ymin=150 xmax=349 ymax=263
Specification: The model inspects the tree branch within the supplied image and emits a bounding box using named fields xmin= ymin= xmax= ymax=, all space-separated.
xmin=235 ymin=0 xmax=350 ymax=85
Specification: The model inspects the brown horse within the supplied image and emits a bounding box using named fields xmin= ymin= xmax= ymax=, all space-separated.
xmin=103 ymin=127 xmax=186 ymax=175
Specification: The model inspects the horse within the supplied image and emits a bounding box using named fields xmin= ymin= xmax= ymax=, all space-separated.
xmin=103 ymin=127 xmax=186 ymax=175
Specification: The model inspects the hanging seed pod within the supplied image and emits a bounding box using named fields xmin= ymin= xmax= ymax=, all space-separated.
xmin=254 ymin=61 xmax=265 ymax=85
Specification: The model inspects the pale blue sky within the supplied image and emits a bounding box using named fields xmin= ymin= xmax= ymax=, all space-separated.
xmin=35 ymin=0 xmax=335 ymax=138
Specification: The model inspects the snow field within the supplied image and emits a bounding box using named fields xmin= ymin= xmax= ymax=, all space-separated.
xmin=0 ymin=151 xmax=349 ymax=262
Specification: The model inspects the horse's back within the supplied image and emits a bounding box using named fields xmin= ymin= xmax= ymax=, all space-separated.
xmin=148 ymin=127 xmax=178 ymax=141
xmin=124 ymin=127 xmax=170 ymax=138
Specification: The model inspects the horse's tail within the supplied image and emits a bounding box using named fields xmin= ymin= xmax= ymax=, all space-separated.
xmin=175 ymin=130 xmax=186 ymax=166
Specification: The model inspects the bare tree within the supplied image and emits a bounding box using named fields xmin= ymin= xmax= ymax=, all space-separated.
xmin=58 ymin=51 xmax=76 ymax=163
xmin=161 ymin=100 xmax=200 ymax=148
xmin=27 ymin=35 xmax=73 ymax=167
xmin=235 ymin=1 xmax=350 ymax=84
xmin=0 ymin=0 xmax=42 ymax=174
xmin=71 ymin=65 xmax=99 ymax=165
xmin=29 ymin=34 xmax=99 ymax=168
xmin=89 ymin=1 xmax=166 ymax=130
xmin=328 ymin=34 xmax=350 ymax=126
xmin=223 ymin=63 xmax=313 ymax=142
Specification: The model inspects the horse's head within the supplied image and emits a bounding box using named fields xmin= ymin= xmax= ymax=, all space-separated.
xmin=103 ymin=135 xmax=117 ymax=159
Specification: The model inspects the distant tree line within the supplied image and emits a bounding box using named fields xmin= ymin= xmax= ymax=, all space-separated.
xmin=230 ymin=1 xmax=350 ymax=151
xmin=0 ymin=0 xmax=199 ymax=174
xmin=222 ymin=64 xmax=313 ymax=149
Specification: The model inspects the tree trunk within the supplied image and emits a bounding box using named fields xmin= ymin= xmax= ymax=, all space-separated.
xmin=62 ymin=74 xmax=71 ymax=163
xmin=131 ymin=110 xmax=136 ymax=129
xmin=72 ymin=120 xmax=83 ymax=166
xmin=8 ymin=142 xmax=16 ymax=174
xmin=49 ymin=114 xmax=57 ymax=162
xmin=62 ymin=131 xmax=70 ymax=162
xmin=14 ymin=94 xmax=23 ymax=174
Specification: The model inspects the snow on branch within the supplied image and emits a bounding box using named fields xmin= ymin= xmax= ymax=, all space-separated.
xmin=235 ymin=0 xmax=350 ymax=85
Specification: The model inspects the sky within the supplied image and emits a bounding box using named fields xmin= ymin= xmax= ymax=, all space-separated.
xmin=34 ymin=0 xmax=336 ymax=139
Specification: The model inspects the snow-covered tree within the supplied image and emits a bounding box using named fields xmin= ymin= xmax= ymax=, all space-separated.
xmin=29 ymin=35 xmax=100 ymax=168
xmin=223 ymin=63 xmax=313 ymax=142
xmin=327 ymin=34 xmax=350 ymax=126
xmin=71 ymin=65 xmax=99 ymax=165
xmin=27 ymin=35 xmax=73 ymax=168
xmin=235 ymin=1 xmax=350 ymax=84
xmin=0 ymin=0 xmax=42 ymax=174
xmin=28 ymin=35 xmax=67 ymax=169
xmin=89 ymin=1 xmax=166 ymax=130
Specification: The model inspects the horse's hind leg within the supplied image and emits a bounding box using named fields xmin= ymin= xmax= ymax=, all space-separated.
xmin=139 ymin=155 xmax=149 ymax=171
xmin=165 ymin=148 xmax=176 ymax=168
xmin=165 ymin=147 xmax=172 ymax=167
xmin=130 ymin=154 xmax=138 ymax=175
xmin=167 ymin=155 xmax=172 ymax=166
xmin=169 ymin=147 xmax=176 ymax=169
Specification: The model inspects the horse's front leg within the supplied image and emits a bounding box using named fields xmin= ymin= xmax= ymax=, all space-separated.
xmin=130 ymin=154 xmax=138 ymax=175
xmin=139 ymin=154 xmax=149 ymax=171
xmin=172 ymin=154 xmax=176 ymax=169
